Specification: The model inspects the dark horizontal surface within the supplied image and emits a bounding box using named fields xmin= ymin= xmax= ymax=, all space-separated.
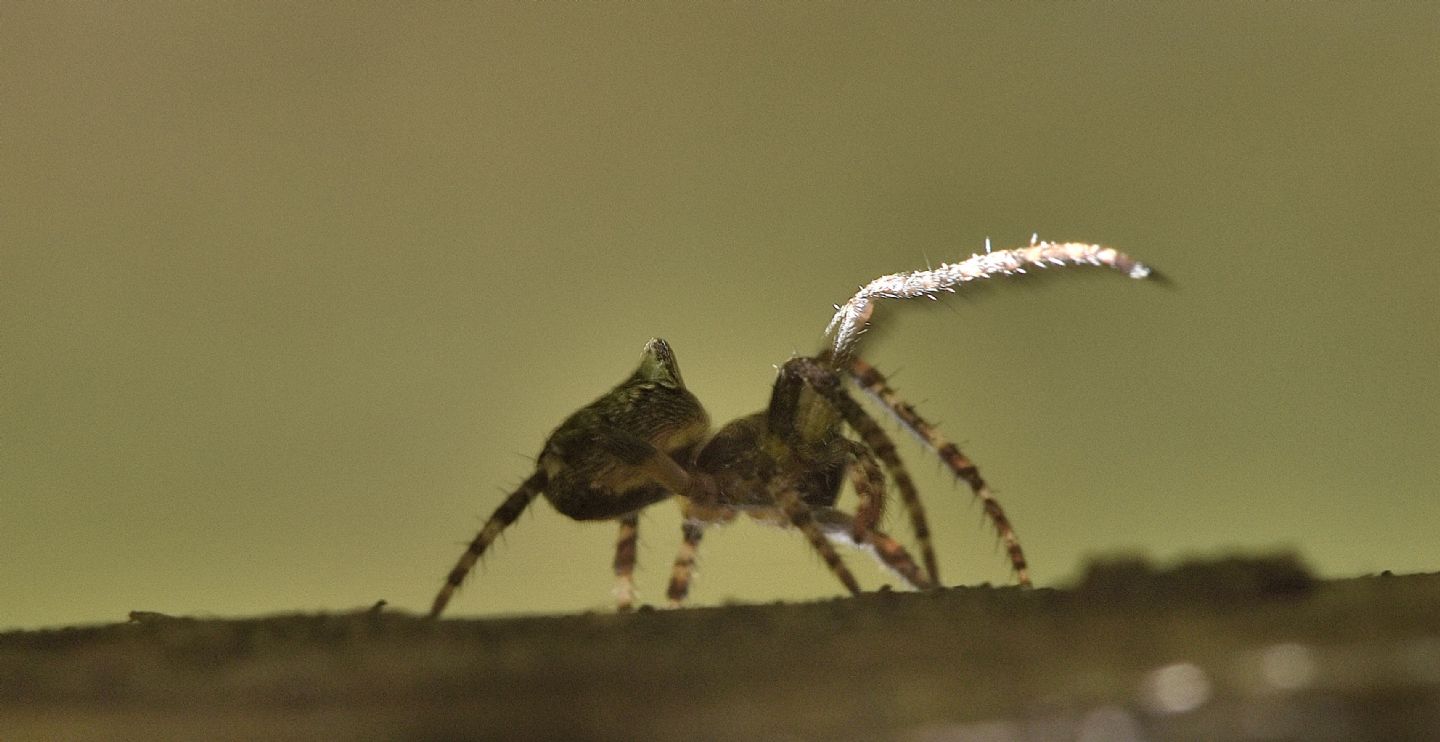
xmin=4 ymin=555 xmax=1438 ymax=741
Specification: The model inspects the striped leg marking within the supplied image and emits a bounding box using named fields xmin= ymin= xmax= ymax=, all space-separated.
xmin=838 ymin=399 xmax=937 ymax=584
xmin=613 ymin=514 xmax=639 ymax=611
xmin=849 ymin=357 xmax=1031 ymax=587
xmin=814 ymin=506 xmax=933 ymax=590
xmin=666 ymin=520 xmax=705 ymax=607
xmin=781 ymin=357 xmax=941 ymax=585
xmin=845 ymin=441 xmax=887 ymax=540
xmin=429 ymin=471 xmax=545 ymax=618
xmin=778 ymin=489 xmax=861 ymax=596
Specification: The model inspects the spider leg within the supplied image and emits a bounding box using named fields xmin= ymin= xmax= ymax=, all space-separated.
xmin=842 ymin=409 xmax=937 ymax=584
xmin=613 ymin=514 xmax=640 ymax=611
xmin=771 ymin=356 xmax=940 ymax=584
xmin=812 ymin=506 xmax=934 ymax=590
xmin=776 ymin=489 xmax=862 ymax=596
xmin=666 ymin=496 xmax=862 ymax=602
xmin=844 ymin=440 xmax=886 ymax=541
xmin=848 ymin=357 xmax=1032 ymax=587
xmin=430 ymin=471 xmax=546 ymax=618
xmin=665 ymin=519 xmax=705 ymax=607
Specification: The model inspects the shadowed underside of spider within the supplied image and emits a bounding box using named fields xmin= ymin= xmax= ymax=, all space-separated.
xmin=429 ymin=240 xmax=1154 ymax=617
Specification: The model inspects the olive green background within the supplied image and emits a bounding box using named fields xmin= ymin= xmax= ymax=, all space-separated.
xmin=4 ymin=3 xmax=1436 ymax=630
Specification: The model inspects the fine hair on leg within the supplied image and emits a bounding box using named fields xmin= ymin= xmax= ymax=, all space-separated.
xmin=848 ymin=357 xmax=1031 ymax=587
xmin=430 ymin=471 xmax=546 ymax=618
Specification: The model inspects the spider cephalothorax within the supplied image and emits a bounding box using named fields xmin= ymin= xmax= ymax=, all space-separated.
xmin=429 ymin=239 xmax=1154 ymax=616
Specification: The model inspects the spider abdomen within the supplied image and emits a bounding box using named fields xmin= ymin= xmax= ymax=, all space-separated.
xmin=538 ymin=341 xmax=710 ymax=521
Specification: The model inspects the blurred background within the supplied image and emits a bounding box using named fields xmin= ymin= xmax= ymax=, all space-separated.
xmin=3 ymin=3 xmax=1436 ymax=630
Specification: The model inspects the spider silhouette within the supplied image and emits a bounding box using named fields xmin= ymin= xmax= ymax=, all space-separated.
xmin=429 ymin=240 xmax=1154 ymax=616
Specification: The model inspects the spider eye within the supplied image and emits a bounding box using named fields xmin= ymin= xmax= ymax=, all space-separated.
xmin=636 ymin=338 xmax=684 ymax=387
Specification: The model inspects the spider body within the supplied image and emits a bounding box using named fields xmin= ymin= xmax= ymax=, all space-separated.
xmin=431 ymin=340 xmax=924 ymax=617
xmin=534 ymin=339 xmax=707 ymax=522
xmin=663 ymin=353 xmax=930 ymax=602
xmin=693 ymin=375 xmax=850 ymax=515
xmin=429 ymin=240 xmax=1155 ymax=617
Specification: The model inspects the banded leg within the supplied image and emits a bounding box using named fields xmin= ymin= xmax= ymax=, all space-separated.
xmin=845 ymin=440 xmax=886 ymax=540
xmin=773 ymin=357 xmax=940 ymax=584
xmin=665 ymin=519 xmax=705 ymax=607
xmin=613 ymin=514 xmax=640 ymax=611
xmin=430 ymin=471 xmax=546 ymax=617
xmin=813 ymin=507 xmax=933 ymax=589
xmin=776 ymin=489 xmax=861 ymax=596
xmin=841 ymin=405 xmax=936 ymax=583
xmin=669 ymin=499 xmax=862 ymax=603
xmin=848 ymin=357 xmax=1031 ymax=587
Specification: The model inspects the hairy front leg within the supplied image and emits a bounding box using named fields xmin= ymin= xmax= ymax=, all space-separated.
xmin=773 ymin=356 xmax=941 ymax=584
xmin=845 ymin=440 xmax=886 ymax=540
xmin=777 ymin=490 xmax=861 ymax=596
xmin=848 ymin=357 xmax=1031 ymax=587
xmin=813 ymin=506 xmax=933 ymax=591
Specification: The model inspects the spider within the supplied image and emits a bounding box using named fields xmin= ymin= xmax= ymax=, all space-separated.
xmin=429 ymin=239 xmax=1154 ymax=616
